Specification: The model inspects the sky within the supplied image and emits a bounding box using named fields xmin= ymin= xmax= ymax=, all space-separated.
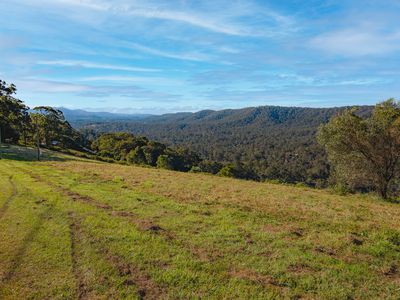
xmin=1 ymin=0 xmax=400 ymax=114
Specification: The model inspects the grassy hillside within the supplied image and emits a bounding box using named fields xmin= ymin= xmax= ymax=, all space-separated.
xmin=0 ymin=145 xmax=399 ymax=299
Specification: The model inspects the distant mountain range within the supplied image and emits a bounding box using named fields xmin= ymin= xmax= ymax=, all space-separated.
xmin=68 ymin=105 xmax=373 ymax=185
xmin=58 ymin=107 xmax=152 ymax=125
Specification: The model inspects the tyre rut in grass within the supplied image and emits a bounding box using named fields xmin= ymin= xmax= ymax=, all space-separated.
xmin=19 ymin=166 xmax=291 ymax=294
xmin=0 ymin=204 xmax=53 ymax=283
xmin=0 ymin=176 xmax=17 ymax=219
xmin=68 ymin=211 xmax=89 ymax=299
xmin=68 ymin=211 xmax=166 ymax=299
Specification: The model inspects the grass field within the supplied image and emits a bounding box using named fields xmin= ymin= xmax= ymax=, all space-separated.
xmin=0 ymin=145 xmax=399 ymax=299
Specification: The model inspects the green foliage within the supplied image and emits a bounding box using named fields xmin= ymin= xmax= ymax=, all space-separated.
xmin=217 ymin=164 xmax=237 ymax=178
xmin=156 ymin=154 xmax=175 ymax=170
xmin=0 ymin=80 xmax=30 ymax=143
xmin=172 ymin=147 xmax=201 ymax=171
xmin=91 ymin=132 xmax=148 ymax=160
xmin=0 ymin=80 xmax=17 ymax=96
xmin=197 ymin=160 xmax=223 ymax=174
xmin=142 ymin=141 xmax=166 ymax=166
xmin=218 ymin=163 xmax=258 ymax=180
xmin=81 ymin=105 xmax=373 ymax=185
xmin=154 ymin=149 xmax=198 ymax=171
xmin=387 ymin=231 xmax=400 ymax=246
xmin=93 ymin=132 xmax=205 ymax=173
xmin=331 ymin=183 xmax=352 ymax=196
xmin=31 ymin=106 xmax=83 ymax=149
xmin=126 ymin=146 xmax=147 ymax=164
xmin=318 ymin=99 xmax=400 ymax=199
xmin=0 ymin=80 xmax=85 ymax=152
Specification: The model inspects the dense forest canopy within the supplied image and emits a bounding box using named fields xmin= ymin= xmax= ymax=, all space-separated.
xmin=78 ymin=105 xmax=372 ymax=186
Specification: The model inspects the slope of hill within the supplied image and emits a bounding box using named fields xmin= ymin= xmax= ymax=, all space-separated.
xmin=0 ymin=145 xmax=399 ymax=299
xmin=80 ymin=105 xmax=372 ymax=185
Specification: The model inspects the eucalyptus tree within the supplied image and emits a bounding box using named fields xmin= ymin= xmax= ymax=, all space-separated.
xmin=31 ymin=106 xmax=80 ymax=149
xmin=0 ymin=80 xmax=30 ymax=145
xmin=318 ymin=99 xmax=400 ymax=199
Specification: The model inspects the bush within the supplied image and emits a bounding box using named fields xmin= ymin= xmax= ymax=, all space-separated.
xmin=218 ymin=164 xmax=237 ymax=178
xmin=127 ymin=147 xmax=147 ymax=165
xmin=198 ymin=160 xmax=223 ymax=174
xmin=156 ymin=155 xmax=176 ymax=170
xmin=332 ymin=183 xmax=352 ymax=196
xmin=218 ymin=163 xmax=258 ymax=180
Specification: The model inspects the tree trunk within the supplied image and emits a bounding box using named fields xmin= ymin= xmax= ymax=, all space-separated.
xmin=378 ymin=180 xmax=389 ymax=199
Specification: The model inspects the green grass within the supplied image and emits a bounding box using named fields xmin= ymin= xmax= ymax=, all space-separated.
xmin=0 ymin=145 xmax=399 ymax=299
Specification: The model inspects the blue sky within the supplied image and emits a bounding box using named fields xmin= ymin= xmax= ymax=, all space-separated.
xmin=1 ymin=0 xmax=400 ymax=114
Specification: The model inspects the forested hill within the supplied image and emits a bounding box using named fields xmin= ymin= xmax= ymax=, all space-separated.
xmin=78 ymin=105 xmax=372 ymax=185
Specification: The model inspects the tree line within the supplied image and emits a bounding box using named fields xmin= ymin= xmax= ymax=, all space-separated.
xmin=90 ymin=132 xmax=260 ymax=177
xmin=0 ymin=80 xmax=82 ymax=150
xmin=1 ymin=79 xmax=399 ymax=199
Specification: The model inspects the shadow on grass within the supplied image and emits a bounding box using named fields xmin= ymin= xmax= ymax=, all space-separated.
xmin=387 ymin=198 xmax=400 ymax=204
xmin=0 ymin=144 xmax=67 ymax=162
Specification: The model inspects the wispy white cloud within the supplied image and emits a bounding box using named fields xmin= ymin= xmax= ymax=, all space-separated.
xmin=54 ymin=0 xmax=111 ymax=11
xmin=310 ymin=27 xmax=400 ymax=56
xmin=15 ymin=77 xmax=182 ymax=101
xmin=79 ymin=75 xmax=184 ymax=86
xmin=2 ymin=0 xmax=400 ymax=110
xmin=32 ymin=0 xmax=294 ymax=37
xmin=126 ymin=42 xmax=212 ymax=62
xmin=15 ymin=78 xmax=89 ymax=93
xmin=127 ymin=8 xmax=251 ymax=36
xmin=37 ymin=60 xmax=160 ymax=72
xmin=216 ymin=46 xmax=240 ymax=54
